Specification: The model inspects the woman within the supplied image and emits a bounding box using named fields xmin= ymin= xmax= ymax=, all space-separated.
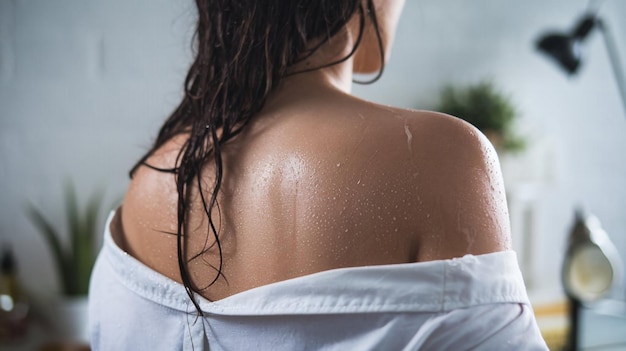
xmin=89 ymin=0 xmax=547 ymax=349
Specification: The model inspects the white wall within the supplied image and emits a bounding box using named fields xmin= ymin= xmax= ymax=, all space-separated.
xmin=1 ymin=0 xmax=625 ymax=301
xmin=0 ymin=0 xmax=196 ymax=295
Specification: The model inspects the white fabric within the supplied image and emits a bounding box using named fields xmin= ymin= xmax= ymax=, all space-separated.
xmin=88 ymin=211 xmax=548 ymax=350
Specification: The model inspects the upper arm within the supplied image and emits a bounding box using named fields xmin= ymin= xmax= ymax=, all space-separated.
xmin=410 ymin=112 xmax=511 ymax=260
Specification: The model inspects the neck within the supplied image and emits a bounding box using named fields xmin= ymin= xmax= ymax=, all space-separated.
xmin=284 ymin=30 xmax=357 ymax=94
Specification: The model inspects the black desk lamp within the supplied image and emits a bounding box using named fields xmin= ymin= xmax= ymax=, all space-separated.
xmin=536 ymin=10 xmax=626 ymax=349
xmin=536 ymin=13 xmax=626 ymax=116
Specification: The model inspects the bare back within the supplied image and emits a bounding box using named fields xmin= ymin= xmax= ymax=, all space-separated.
xmin=119 ymin=82 xmax=511 ymax=301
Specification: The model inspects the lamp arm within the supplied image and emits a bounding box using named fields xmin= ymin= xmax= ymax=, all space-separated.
xmin=597 ymin=19 xmax=626 ymax=118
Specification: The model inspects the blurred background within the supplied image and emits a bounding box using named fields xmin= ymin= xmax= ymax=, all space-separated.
xmin=1 ymin=0 xmax=625 ymax=349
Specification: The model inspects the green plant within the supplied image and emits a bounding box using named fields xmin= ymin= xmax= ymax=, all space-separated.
xmin=26 ymin=182 xmax=104 ymax=296
xmin=437 ymin=80 xmax=525 ymax=152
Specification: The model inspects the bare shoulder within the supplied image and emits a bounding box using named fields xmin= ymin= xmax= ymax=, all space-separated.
xmin=377 ymin=106 xmax=490 ymax=151
xmin=363 ymin=105 xmax=513 ymax=261
xmin=117 ymin=136 xmax=185 ymax=281
xmin=341 ymin=102 xmax=501 ymax=178
xmin=275 ymin=96 xmax=513 ymax=261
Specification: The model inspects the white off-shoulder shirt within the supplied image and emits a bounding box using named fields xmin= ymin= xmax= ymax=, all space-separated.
xmin=88 ymin=211 xmax=548 ymax=350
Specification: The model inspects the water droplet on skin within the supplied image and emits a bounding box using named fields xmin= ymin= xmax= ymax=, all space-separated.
xmin=336 ymin=163 xmax=341 ymax=167
xmin=404 ymin=123 xmax=413 ymax=154
xmin=345 ymin=229 xmax=349 ymax=233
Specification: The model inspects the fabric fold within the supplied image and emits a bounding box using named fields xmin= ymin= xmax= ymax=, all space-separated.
xmin=89 ymin=210 xmax=547 ymax=351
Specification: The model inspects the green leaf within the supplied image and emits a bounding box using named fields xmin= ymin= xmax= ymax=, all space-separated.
xmin=25 ymin=204 xmax=71 ymax=295
xmin=27 ymin=180 xmax=108 ymax=296
xmin=64 ymin=180 xmax=82 ymax=294
xmin=77 ymin=187 xmax=104 ymax=294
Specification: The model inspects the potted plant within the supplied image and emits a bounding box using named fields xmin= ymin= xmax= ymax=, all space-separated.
xmin=436 ymin=80 xmax=525 ymax=153
xmin=26 ymin=181 xmax=104 ymax=342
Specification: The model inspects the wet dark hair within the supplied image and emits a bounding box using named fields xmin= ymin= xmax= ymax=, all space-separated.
xmin=130 ymin=0 xmax=384 ymax=313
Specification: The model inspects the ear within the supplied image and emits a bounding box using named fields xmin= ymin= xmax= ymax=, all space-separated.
xmin=352 ymin=13 xmax=384 ymax=74
xmin=352 ymin=0 xmax=405 ymax=74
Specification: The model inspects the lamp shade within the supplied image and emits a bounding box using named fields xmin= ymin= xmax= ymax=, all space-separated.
xmin=536 ymin=15 xmax=599 ymax=75
xmin=536 ymin=33 xmax=582 ymax=74
xmin=562 ymin=211 xmax=623 ymax=303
